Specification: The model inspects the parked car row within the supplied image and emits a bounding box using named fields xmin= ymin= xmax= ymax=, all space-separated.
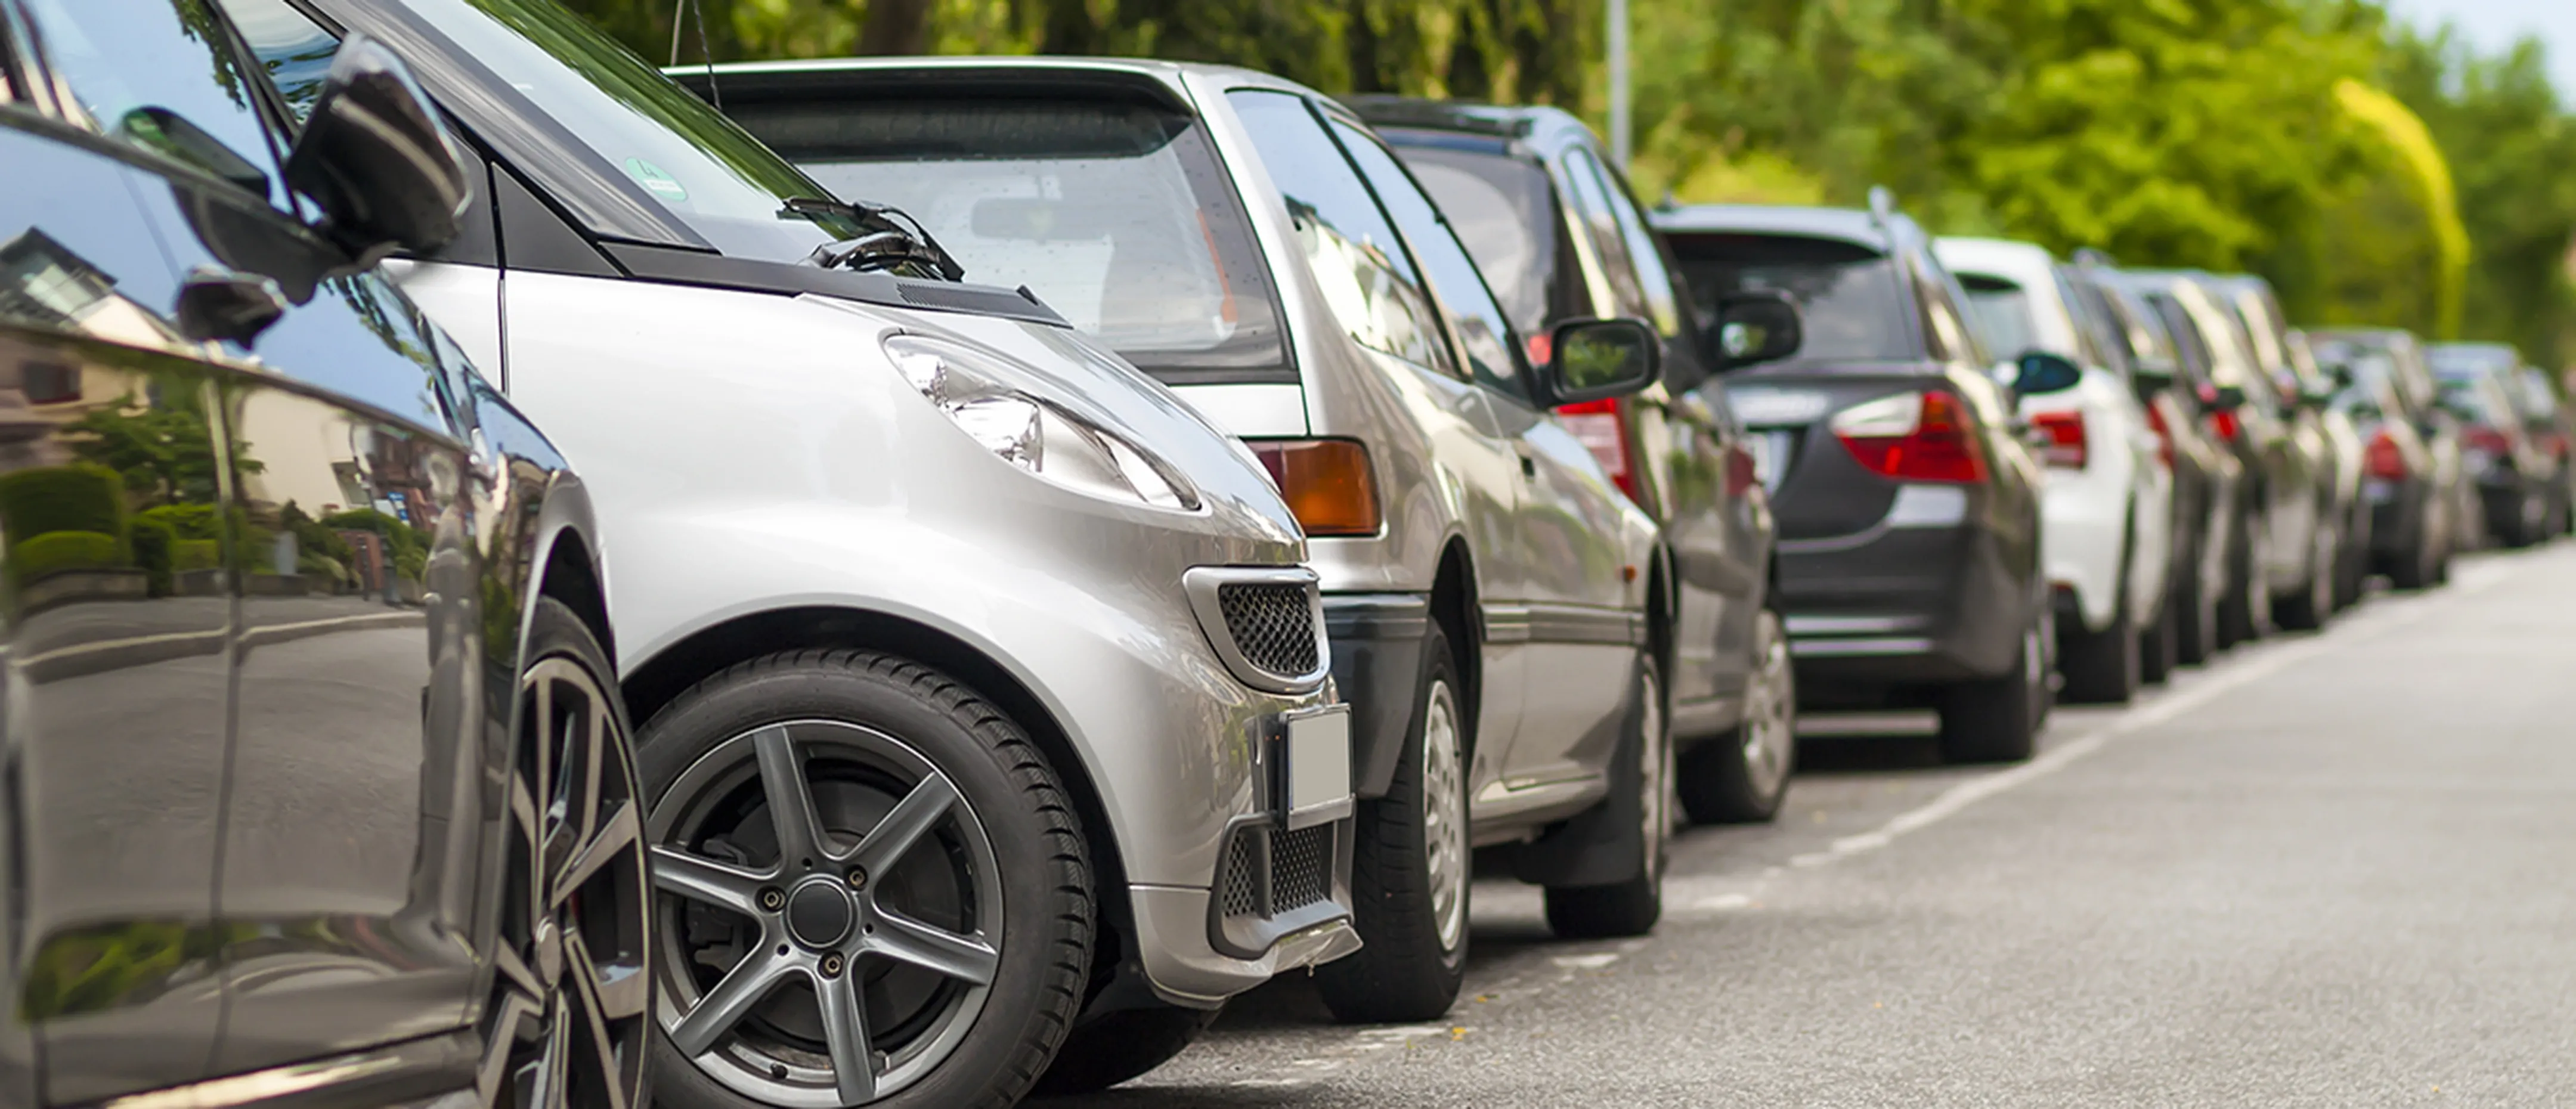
xmin=1 ymin=1 xmax=2553 ymax=1107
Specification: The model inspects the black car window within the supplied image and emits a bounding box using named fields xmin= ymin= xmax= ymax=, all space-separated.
xmin=1394 ymin=144 xmax=1556 ymax=347
xmin=1227 ymin=91 xmax=1449 ymax=377
xmin=1556 ymin=148 xmax=1646 ymax=318
xmin=1667 ymin=233 xmax=1916 ymax=362
xmin=20 ymin=0 xmax=290 ymax=209
xmin=1327 ymin=117 xmax=1519 ymax=396
xmin=1580 ymin=150 xmax=1683 ymax=338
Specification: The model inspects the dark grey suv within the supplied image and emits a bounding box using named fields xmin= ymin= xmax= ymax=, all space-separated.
xmin=0 ymin=1 xmax=643 ymax=1104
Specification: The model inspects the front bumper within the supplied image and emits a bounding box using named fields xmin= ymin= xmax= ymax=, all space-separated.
xmin=1775 ymin=517 xmax=2030 ymax=687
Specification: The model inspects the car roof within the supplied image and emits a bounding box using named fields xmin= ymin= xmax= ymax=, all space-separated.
xmin=686 ymin=55 xmax=1317 ymax=104
xmin=1650 ymin=204 xmax=1900 ymax=252
xmin=1932 ymin=237 xmax=2057 ymax=283
xmin=1345 ymin=97 xmax=1601 ymax=159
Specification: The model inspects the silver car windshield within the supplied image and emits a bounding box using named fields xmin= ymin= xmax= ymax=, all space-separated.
xmin=729 ymin=97 xmax=1288 ymax=382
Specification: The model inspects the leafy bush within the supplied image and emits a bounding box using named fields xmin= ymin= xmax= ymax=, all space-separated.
xmin=173 ymin=540 xmax=221 ymax=573
xmin=136 ymin=503 xmax=221 ymax=541
xmin=0 ymin=465 xmax=128 ymax=559
xmin=129 ymin=516 xmax=175 ymax=596
xmin=14 ymin=531 xmax=122 ymax=581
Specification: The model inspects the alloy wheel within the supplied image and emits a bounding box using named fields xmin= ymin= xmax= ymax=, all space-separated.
xmin=650 ymin=721 xmax=1004 ymax=1107
xmin=1421 ymin=681 xmax=1470 ymax=957
xmin=487 ymin=657 xmax=652 ymax=1109
xmin=1738 ymin=611 xmax=1795 ymax=804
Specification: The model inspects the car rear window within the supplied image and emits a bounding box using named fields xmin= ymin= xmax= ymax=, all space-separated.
xmin=1956 ymin=274 xmax=2042 ymax=363
xmin=730 ymin=96 xmax=1288 ymax=383
xmin=1664 ymin=233 xmax=1916 ymax=362
xmin=1385 ymin=145 xmax=1556 ymax=346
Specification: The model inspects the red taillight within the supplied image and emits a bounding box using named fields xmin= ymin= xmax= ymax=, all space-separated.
xmin=2364 ymin=429 xmax=2407 ymax=481
xmin=2142 ymin=402 xmax=2176 ymax=469
xmin=2205 ymin=408 xmax=2241 ymax=442
xmin=2029 ymin=410 xmax=2088 ymax=469
xmin=2463 ymin=425 xmax=2510 ymax=454
xmin=1831 ymin=391 xmax=1988 ymax=484
xmin=1555 ymin=397 xmax=1638 ymax=501
xmin=1725 ymin=443 xmax=1758 ymax=497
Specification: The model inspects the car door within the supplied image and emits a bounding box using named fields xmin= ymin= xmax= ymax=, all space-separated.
xmin=1559 ymin=145 xmax=1757 ymax=718
xmin=0 ymin=3 xmax=255 ymax=1094
xmin=1327 ymin=115 xmax=1636 ymax=789
xmin=104 ymin=0 xmax=494 ymax=1071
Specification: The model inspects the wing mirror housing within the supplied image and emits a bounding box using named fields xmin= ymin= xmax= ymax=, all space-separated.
xmin=283 ymin=35 xmax=471 ymax=260
xmin=2206 ymin=383 xmax=2249 ymax=413
xmin=1707 ymin=291 xmax=1803 ymax=370
xmin=2012 ymin=351 xmax=2083 ymax=396
xmin=1536 ymin=317 xmax=1661 ymax=407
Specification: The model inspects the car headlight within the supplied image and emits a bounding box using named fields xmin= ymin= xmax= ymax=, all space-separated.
xmin=884 ymin=334 xmax=1200 ymax=510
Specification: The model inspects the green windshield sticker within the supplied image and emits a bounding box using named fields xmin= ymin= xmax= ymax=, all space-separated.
xmin=624 ymin=158 xmax=688 ymax=202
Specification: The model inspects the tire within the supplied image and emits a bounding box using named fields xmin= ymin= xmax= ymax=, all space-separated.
xmin=2137 ymin=587 xmax=2179 ymax=686
xmin=2173 ymin=545 xmax=2219 ymax=667
xmin=1937 ymin=621 xmax=2045 ymax=764
xmin=640 ymin=650 xmax=1089 ymax=1109
xmin=1315 ymin=625 xmax=1470 ymax=1023
xmin=1543 ymin=652 xmax=1669 ymax=939
xmin=1677 ymin=608 xmax=1795 ymax=824
xmin=2217 ymin=512 xmax=2269 ymax=648
xmin=2057 ymin=597 xmax=2139 ymax=704
xmin=2272 ymin=516 xmax=2334 ymax=631
xmin=1029 ymin=1003 xmax=1221 ymax=1096
xmin=2332 ymin=513 xmax=2367 ymax=611
xmin=484 ymin=597 xmax=653 ymax=1109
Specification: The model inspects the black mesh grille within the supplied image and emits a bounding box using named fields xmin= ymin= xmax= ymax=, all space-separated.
xmin=1271 ymin=823 xmax=1332 ymax=913
xmin=1219 ymin=831 xmax=1260 ymax=918
xmin=1217 ymin=582 xmax=1318 ymax=677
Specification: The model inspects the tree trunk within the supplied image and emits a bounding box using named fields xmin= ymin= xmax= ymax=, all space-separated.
xmin=857 ymin=0 xmax=934 ymax=55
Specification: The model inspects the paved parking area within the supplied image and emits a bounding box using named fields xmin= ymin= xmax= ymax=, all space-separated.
xmin=1049 ymin=543 xmax=2576 ymax=1107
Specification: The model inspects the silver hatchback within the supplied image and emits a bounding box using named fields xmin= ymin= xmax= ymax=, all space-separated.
xmin=694 ymin=55 xmax=1679 ymax=1023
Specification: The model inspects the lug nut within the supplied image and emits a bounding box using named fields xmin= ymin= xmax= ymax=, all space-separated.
xmin=820 ymin=953 xmax=846 ymax=977
xmin=758 ymin=887 xmax=785 ymax=912
xmin=846 ymin=868 xmax=868 ymax=891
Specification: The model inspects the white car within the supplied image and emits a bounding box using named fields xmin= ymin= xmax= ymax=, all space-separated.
xmin=1939 ymin=238 xmax=2173 ymax=704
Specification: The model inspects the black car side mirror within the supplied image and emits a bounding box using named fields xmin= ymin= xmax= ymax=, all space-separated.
xmin=283 ymin=35 xmax=470 ymax=259
xmin=1538 ymin=318 xmax=1661 ymax=407
xmin=2013 ymin=351 xmax=2082 ymax=396
xmin=1707 ymin=292 xmax=1803 ymax=370
xmin=2207 ymin=384 xmax=2249 ymax=412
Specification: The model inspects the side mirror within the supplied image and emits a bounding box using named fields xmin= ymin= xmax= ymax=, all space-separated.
xmin=2207 ymin=384 xmax=2249 ymax=413
xmin=2013 ymin=351 xmax=2082 ymax=396
xmin=283 ymin=35 xmax=470 ymax=259
xmin=1707 ymin=292 xmax=1803 ymax=370
xmin=1540 ymin=318 xmax=1660 ymax=407
xmin=175 ymin=267 xmax=289 ymax=346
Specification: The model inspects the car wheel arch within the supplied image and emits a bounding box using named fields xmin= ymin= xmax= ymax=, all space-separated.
xmin=1430 ymin=538 xmax=1482 ymax=766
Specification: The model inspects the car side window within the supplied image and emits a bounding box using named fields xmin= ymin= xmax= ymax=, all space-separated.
xmin=1577 ymin=150 xmax=1687 ymax=338
xmin=18 ymin=0 xmax=291 ymax=210
xmin=1327 ymin=117 xmax=1523 ymax=398
xmin=218 ymin=0 xmax=339 ymax=125
xmin=1227 ymin=91 xmax=1450 ymax=377
xmin=1555 ymin=148 xmax=1646 ymax=316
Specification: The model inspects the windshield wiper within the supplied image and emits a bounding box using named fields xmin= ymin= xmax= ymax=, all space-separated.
xmin=784 ymin=196 xmax=964 ymax=281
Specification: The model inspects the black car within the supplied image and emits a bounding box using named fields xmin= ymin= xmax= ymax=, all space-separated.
xmin=2430 ymin=342 xmax=2557 ymax=547
xmin=2309 ymin=329 xmax=2460 ymax=588
xmin=1352 ymin=98 xmax=1801 ymax=824
xmin=2509 ymin=363 xmax=2576 ymax=536
xmin=1651 ymin=197 xmax=2065 ymax=764
xmin=0 ymin=1 xmax=643 ymax=1105
xmin=2061 ymin=260 xmax=2237 ymax=672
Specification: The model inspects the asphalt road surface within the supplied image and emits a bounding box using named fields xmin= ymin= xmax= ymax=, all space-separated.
xmin=1051 ymin=543 xmax=2576 ymax=1107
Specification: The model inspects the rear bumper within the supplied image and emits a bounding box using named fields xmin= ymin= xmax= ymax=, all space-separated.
xmin=1321 ymin=592 xmax=1432 ymax=801
xmin=1776 ymin=516 xmax=2030 ymax=687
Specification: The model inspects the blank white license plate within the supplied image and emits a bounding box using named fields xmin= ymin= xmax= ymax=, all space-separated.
xmin=1745 ymin=431 xmax=1795 ymax=491
xmin=1281 ymin=705 xmax=1352 ymax=828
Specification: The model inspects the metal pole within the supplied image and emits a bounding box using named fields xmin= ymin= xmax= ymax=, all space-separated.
xmin=1608 ymin=0 xmax=1631 ymax=169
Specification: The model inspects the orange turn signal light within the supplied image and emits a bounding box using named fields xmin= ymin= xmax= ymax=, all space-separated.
xmin=1247 ymin=439 xmax=1380 ymax=537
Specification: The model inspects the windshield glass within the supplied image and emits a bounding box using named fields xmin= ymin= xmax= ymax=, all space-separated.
xmin=1665 ymin=233 xmax=1915 ymax=361
xmin=726 ymin=97 xmax=1285 ymax=379
xmin=1387 ymin=145 xmax=1556 ymax=345
xmin=368 ymin=0 xmax=869 ymax=261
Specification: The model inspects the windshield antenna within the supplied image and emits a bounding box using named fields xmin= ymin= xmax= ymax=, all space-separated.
xmin=670 ymin=0 xmax=721 ymax=109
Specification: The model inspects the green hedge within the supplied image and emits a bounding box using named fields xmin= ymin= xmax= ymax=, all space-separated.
xmin=173 ymin=540 xmax=220 ymax=573
xmin=136 ymin=503 xmax=221 ymax=541
xmin=15 ymin=531 xmax=122 ymax=581
xmin=0 ymin=466 xmax=128 ymax=559
xmin=129 ymin=516 xmax=175 ymax=596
